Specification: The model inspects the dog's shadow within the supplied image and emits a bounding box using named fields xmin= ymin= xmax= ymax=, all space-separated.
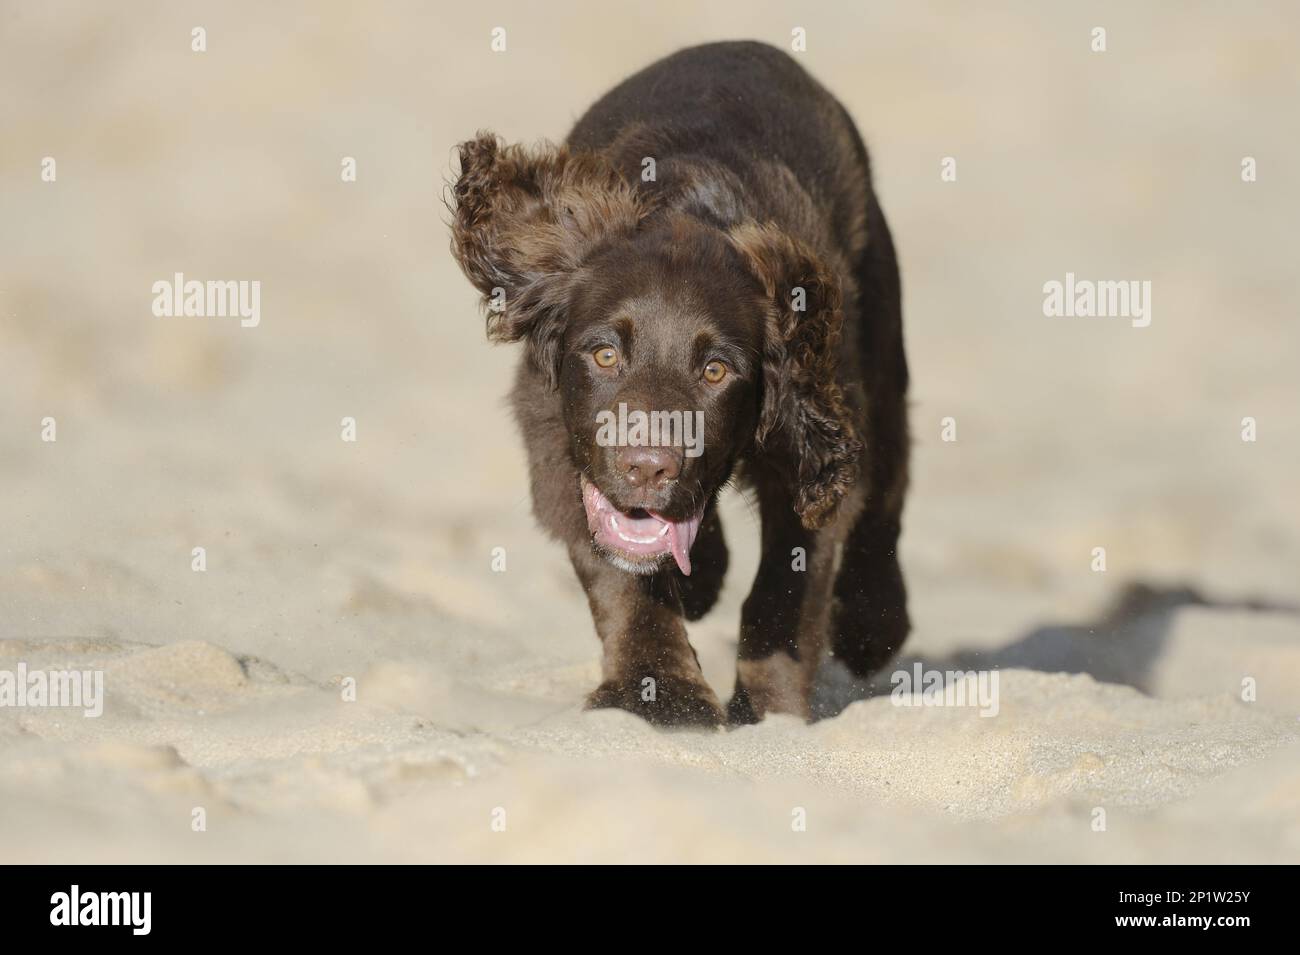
xmin=811 ymin=582 xmax=1296 ymax=721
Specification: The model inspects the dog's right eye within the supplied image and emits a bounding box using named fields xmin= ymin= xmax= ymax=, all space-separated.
xmin=593 ymin=346 xmax=620 ymax=368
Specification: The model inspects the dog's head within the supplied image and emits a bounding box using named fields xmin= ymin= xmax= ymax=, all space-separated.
xmin=449 ymin=133 xmax=860 ymax=575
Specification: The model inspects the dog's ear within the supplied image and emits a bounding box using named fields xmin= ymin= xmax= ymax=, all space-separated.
xmin=449 ymin=132 xmax=646 ymax=387
xmin=728 ymin=221 xmax=862 ymax=529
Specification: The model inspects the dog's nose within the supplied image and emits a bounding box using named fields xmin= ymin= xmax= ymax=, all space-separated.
xmin=616 ymin=446 xmax=681 ymax=489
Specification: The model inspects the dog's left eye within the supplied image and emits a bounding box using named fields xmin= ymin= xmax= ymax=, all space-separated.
xmin=593 ymin=347 xmax=620 ymax=368
xmin=703 ymin=360 xmax=728 ymax=384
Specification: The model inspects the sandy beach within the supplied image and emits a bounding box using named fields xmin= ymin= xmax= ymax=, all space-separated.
xmin=2 ymin=1 xmax=1298 ymax=863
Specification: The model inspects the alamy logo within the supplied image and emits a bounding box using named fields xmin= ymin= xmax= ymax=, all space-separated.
xmin=151 ymin=272 xmax=261 ymax=328
xmin=890 ymin=663 xmax=1000 ymax=717
xmin=1042 ymin=272 xmax=1151 ymax=328
xmin=0 ymin=663 xmax=103 ymax=717
xmin=595 ymin=402 xmax=705 ymax=458
xmin=50 ymin=885 xmax=151 ymax=935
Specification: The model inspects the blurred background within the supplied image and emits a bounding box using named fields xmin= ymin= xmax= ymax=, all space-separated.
xmin=1 ymin=1 xmax=1297 ymax=863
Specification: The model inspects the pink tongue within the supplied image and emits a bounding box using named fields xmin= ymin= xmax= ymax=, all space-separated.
xmin=656 ymin=512 xmax=700 ymax=576
xmin=582 ymin=476 xmax=702 ymax=576
xmin=665 ymin=522 xmax=691 ymax=576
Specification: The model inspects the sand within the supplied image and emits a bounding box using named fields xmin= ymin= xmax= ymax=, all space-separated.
xmin=2 ymin=1 xmax=1298 ymax=863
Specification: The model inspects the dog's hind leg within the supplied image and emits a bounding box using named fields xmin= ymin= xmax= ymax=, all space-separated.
xmin=828 ymin=190 xmax=911 ymax=679
xmin=829 ymin=508 xmax=909 ymax=678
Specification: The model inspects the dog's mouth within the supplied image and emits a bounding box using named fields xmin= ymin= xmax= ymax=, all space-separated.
xmin=580 ymin=475 xmax=703 ymax=576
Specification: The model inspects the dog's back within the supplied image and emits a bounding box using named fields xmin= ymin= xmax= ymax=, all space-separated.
xmin=568 ymin=41 xmax=872 ymax=264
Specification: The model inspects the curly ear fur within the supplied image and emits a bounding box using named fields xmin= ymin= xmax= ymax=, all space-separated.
xmin=729 ymin=221 xmax=862 ymax=529
xmin=448 ymin=132 xmax=647 ymax=386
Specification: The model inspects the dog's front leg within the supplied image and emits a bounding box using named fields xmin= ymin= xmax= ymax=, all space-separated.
xmin=569 ymin=545 xmax=724 ymax=728
xmin=726 ymin=482 xmax=840 ymax=724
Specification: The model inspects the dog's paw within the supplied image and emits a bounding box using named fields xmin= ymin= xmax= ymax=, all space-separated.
xmin=725 ymin=686 xmax=761 ymax=726
xmin=586 ymin=675 xmax=725 ymax=729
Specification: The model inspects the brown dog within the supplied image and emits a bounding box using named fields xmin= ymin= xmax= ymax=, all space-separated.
xmin=449 ymin=41 xmax=910 ymax=726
